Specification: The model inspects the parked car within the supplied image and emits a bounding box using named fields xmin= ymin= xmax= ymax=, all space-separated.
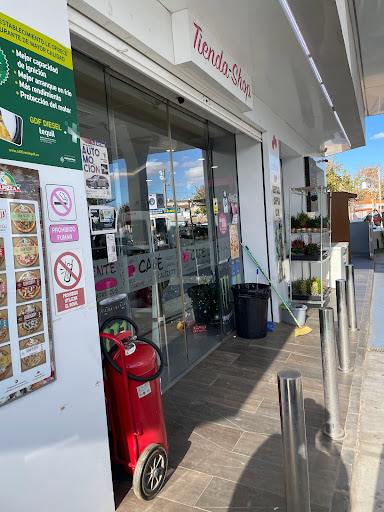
xmin=364 ymin=211 xmax=382 ymax=226
xmin=86 ymin=174 xmax=109 ymax=189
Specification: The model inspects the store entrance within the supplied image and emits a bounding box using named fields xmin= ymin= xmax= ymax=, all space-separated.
xmin=73 ymin=51 xmax=242 ymax=389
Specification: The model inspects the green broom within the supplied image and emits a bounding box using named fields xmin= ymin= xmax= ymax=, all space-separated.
xmin=242 ymin=244 xmax=312 ymax=337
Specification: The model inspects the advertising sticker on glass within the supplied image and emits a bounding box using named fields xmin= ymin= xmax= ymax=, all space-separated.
xmin=89 ymin=205 xmax=117 ymax=235
xmin=81 ymin=138 xmax=111 ymax=199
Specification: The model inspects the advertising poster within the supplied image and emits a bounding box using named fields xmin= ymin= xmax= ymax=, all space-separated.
xmin=269 ymin=134 xmax=285 ymax=282
xmin=0 ymin=12 xmax=81 ymax=168
xmin=218 ymin=260 xmax=233 ymax=334
xmin=81 ymin=138 xmax=111 ymax=199
xmin=229 ymin=224 xmax=240 ymax=259
xmin=89 ymin=205 xmax=117 ymax=235
xmin=231 ymin=257 xmax=242 ymax=285
xmin=0 ymin=164 xmax=54 ymax=406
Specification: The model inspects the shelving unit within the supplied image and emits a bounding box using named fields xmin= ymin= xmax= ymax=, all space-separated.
xmin=289 ymin=186 xmax=332 ymax=306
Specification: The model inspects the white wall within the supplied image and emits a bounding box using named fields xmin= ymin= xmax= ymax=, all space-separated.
xmin=236 ymin=134 xmax=274 ymax=321
xmin=1 ymin=162 xmax=115 ymax=512
xmin=0 ymin=2 xmax=115 ymax=511
xmin=281 ymin=155 xmax=306 ymax=241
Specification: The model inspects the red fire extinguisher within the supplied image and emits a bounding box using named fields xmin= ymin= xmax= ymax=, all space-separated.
xmin=100 ymin=316 xmax=168 ymax=500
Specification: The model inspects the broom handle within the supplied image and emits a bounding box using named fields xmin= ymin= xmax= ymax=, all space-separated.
xmin=242 ymin=244 xmax=301 ymax=328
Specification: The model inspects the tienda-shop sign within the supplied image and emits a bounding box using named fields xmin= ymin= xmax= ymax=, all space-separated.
xmin=172 ymin=9 xmax=253 ymax=112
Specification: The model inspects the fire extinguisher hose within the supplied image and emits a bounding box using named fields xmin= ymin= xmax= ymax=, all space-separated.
xmin=100 ymin=332 xmax=164 ymax=382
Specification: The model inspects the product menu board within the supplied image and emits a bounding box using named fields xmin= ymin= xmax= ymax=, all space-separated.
xmin=0 ymin=164 xmax=53 ymax=406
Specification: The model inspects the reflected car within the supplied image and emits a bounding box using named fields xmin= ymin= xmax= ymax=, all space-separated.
xmin=364 ymin=212 xmax=382 ymax=226
xmin=86 ymin=174 xmax=109 ymax=189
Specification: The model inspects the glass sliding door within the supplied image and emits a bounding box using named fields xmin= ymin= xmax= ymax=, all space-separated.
xmin=168 ymin=107 xmax=221 ymax=364
xmin=107 ymin=76 xmax=189 ymax=387
xmin=209 ymin=123 xmax=243 ymax=336
xmin=73 ymin=51 xmax=243 ymax=388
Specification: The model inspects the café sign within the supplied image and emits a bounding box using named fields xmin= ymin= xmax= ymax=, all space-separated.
xmin=172 ymin=9 xmax=253 ymax=112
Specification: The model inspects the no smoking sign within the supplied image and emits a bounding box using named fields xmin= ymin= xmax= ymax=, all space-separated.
xmin=51 ymin=249 xmax=86 ymax=314
xmin=46 ymin=184 xmax=77 ymax=222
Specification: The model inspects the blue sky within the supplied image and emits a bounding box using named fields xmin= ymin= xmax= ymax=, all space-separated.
xmin=334 ymin=114 xmax=384 ymax=173
xmin=146 ymin=147 xmax=205 ymax=201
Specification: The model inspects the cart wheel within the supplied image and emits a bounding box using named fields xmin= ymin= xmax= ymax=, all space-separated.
xmin=133 ymin=444 xmax=168 ymax=500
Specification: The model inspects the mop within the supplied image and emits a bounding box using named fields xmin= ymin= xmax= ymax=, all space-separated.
xmin=242 ymin=244 xmax=312 ymax=337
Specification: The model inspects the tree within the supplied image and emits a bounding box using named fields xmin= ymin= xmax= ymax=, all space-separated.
xmin=354 ymin=164 xmax=384 ymax=202
xmin=326 ymin=157 xmax=357 ymax=192
xmin=192 ymin=185 xmax=206 ymax=216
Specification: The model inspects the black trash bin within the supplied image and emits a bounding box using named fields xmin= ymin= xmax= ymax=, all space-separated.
xmin=232 ymin=283 xmax=270 ymax=339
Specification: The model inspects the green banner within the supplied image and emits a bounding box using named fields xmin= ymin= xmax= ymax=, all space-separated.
xmin=0 ymin=12 xmax=81 ymax=169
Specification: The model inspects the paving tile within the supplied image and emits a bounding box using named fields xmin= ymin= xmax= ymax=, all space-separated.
xmin=287 ymin=352 xmax=323 ymax=369
xmin=182 ymin=367 xmax=221 ymax=386
xmin=195 ymin=476 xmax=286 ymax=511
xmin=165 ymin=379 xmax=262 ymax=414
xmin=211 ymin=374 xmax=279 ymax=400
xmin=159 ymin=467 xmax=212 ymax=506
xmin=115 ymin=261 xmax=371 ymax=512
xmin=200 ymin=350 xmax=240 ymax=366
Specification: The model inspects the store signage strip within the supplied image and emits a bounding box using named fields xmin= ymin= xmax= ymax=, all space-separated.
xmin=172 ymin=9 xmax=253 ymax=111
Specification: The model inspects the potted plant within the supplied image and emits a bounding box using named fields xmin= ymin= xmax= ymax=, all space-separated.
xmin=291 ymin=215 xmax=299 ymax=233
xmin=306 ymin=217 xmax=316 ymax=232
xmin=292 ymin=279 xmax=309 ymax=296
xmin=322 ymin=216 xmax=329 ymax=232
xmin=187 ymin=279 xmax=219 ymax=324
xmin=291 ymin=239 xmax=305 ymax=254
xmin=313 ymin=216 xmax=321 ymax=233
xmin=298 ymin=212 xmax=309 ymax=233
xmin=304 ymin=243 xmax=321 ymax=260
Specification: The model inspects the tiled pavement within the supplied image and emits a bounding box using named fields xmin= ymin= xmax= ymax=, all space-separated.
xmin=115 ymin=256 xmax=373 ymax=512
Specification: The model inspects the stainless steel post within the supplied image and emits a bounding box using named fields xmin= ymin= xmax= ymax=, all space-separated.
xmin=277 ymin=370 xmax=311 ymax=512
xmin=336 ymin=279 xmax=353 ymax=373
xmin=345 ymin=264 xmax=358 ymax=331
xmin=319 ymin=308 xmax=345 ymax=439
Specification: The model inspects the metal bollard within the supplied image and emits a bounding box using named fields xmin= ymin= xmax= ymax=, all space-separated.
xmin=345 ymin=264 xmax=358 ymax=331
xmin=277 ymin=370 xmax=311 ymax=512
xmin=319 ymin=308 xmax=345 ymax=440
xmin=336 ymin=279 xmax=353 ymax=373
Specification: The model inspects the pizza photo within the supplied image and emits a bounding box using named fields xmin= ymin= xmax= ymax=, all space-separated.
xmin=0 ymin=310 xmax=9 ymax=344
xmin=0 ymin=345 xmax=12 ymax=381
xmin=0 ymin=274 xmax=7 ymax=307
xmin=11 ymin=203 xmax=36 ymax=234
xmin=17 ymin=302 xmax=43 ymax=337
xmin=13 ymin=236 xmax=39 ymax=269
xmin=16 ymin=270 xmax=41 ymax=303
xmin=19 ymin=334 xmax=46 ymax=372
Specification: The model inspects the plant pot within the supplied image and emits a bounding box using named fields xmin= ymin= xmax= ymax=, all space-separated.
xmin=291 ymin=228 xmax=296 ymax=233
xmin=187 ymin=283 xmax=219 ymax=324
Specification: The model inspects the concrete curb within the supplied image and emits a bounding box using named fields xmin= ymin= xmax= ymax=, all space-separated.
xmin=330 ymin=264 xmax=374 ymax=511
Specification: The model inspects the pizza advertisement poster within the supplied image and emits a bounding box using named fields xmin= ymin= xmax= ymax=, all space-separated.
xmin=12 ymin=236 xmax=39 ymax=269
xmin=0 ymin=344 xmax=12 ymax=382
xmin=0 ymin=309 xmax=9 ymax=344
xmin=17 ymin=301 xmax=44 ymax=338
xmin=0 ymin=164 xmax=54 ymax=407
xmin=19 ymin=333 xmax=46 ymax=373
xmin=229 ymin=224 xmax=240 ymax=260
xmin=10 ymin=202 xmax=37 ymax=234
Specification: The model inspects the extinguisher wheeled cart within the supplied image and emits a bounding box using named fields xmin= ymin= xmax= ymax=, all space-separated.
xmin=100 ymin=316 xmax=169 ymax=500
